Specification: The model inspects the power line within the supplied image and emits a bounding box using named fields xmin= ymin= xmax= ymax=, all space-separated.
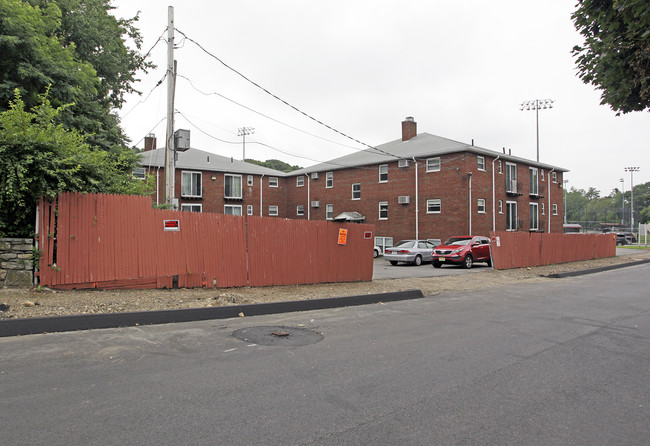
xmin=120 ymin=73 xmax=167 ymax=119
xmin=174 ymin=28 xmax=401 ymax=160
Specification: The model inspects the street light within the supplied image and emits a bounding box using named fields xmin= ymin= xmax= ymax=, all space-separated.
xmin=619 ymin=178 xmax=625 ymax=226
xmin=520 ymin=99 xmax=554 ymax=162
xmin=238 ymin=127 xmax=255 ymax=161
xmin=624 ymin=167 xmax=640 ymax=233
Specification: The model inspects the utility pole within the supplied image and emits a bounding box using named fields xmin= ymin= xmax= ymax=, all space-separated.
xmin=164 ymin=6 xmax=176 ymax=206
xmin=625 ymin=167 xmax=640 ymax=233
xmin=619 ymin=178 xmax=625 ymax=226
xmin=238 ymin=127 xmax=255 ymax=161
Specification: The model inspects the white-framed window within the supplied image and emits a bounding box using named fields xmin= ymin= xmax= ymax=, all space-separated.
xmin=378 ymin=165 xmax=388 ymax=182
xmin=296 ymin=176 xmax=304 ymax=187
xmin=181 ymin=203 xmax=202 ymax=213
xmin=132 ymin=167 xmax=146 ymax=180
xmin=477 ymin=198 xmax=486 ymax=213
xmin=552 ymin=171 xmax=558 ymax=183
xmin=326 ymin=171 xmax=333 ymax=188
xmin=529 ymin=203 xmax=539 ymax=230
xmin=541 ymin=203 xmax=545 ymax=215
xmin=541 ymin=169 xmax=545 ymax=181
xmin=224 ymin=174 xmax=242 ymax=199
xmin=181 ymin=171 xmax=202 ymax=198
xmin=426 ymin=199 xmax=441 ymax=214
xmin=224 ymin=205 xmax=242 ymax=216
xmin=296 ymin=205 xmax=304 ymax=216
xmin=269 ymin=177 xmax=278 ymax=188
xmin=379 ymin=201 xmax=388 ymax=220
xmin=498 ymin=160 xmax=503 ymax=174
xmin=269 ymin=205 xmax=279 ymax=216
xmin=552 ymin=204 xmax=558 ymax=215
xmin=247 ymin=205 xmax=253 ymax=215
xmin=352 ymin=183 xmax=361 ymax=200
xmin=247 ymin=175 xmax=253 ymax=186
xmin=506 ymin=201 xmax=518 ymax=231
xmin=326 ymin=204 xmax=333 ymax=220
xmin=426 ymin=157 xmax=441 ymax=172
xmin=506 ymin=163 xmax=517 ymax=193
xmin=477 ymin=156 xmax=486 ymax=171
xmin=498 ymin=200 xmax=503 ymax=214
xmin=530 ymin=167 xmax=539 ymax=195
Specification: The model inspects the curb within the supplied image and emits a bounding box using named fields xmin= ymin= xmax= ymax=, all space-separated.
xmin=545 ymin=258 xmax=650 ymax=279
xmin=0 ymin=289 xmax=424 ymax=338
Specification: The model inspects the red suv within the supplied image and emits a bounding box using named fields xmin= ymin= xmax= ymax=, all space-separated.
xmin=431 ymin=236 xmax=492 ymax=269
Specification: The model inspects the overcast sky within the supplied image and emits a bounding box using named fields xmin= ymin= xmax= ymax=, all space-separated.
xmin=114 ymin=0 xmax=649 ymax=196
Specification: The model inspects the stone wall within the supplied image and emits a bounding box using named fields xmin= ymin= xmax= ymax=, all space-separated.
xmin=0 ymin=238 xmax=34 ymax=287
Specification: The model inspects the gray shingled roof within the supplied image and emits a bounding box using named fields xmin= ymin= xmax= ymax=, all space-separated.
xmin=289 ymin=133 xmax=568 ymax=175
xmin=138 ymin=148 xmax=287 ymax=176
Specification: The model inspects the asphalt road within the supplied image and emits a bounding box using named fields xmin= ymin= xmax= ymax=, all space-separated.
xmin=1 ymin=264 xmax=649 ymax=445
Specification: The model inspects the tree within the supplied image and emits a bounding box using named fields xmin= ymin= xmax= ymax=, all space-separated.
xmin=572 ymin=0 xmax=650 ymax=114
xmin=0 ymin=92 xmax=152 ymax=237
xmin=0 ymin=0 xmax=152 ymax=150
xmin=245 ymin=158 xmax=302 ymax=173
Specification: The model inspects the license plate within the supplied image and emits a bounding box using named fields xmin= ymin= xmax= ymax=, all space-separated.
xmin=439 ymin=257 xmax=445 ymax=262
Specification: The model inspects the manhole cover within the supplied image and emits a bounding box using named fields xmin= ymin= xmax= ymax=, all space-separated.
xmin=232 ymin=326 xmax=323 ymax=346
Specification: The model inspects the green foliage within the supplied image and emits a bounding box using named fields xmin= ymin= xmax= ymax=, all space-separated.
xmin=572 ymin=0 xmax=650 ymax=114
xmin=245 ymin=158 xmax=302 ymax=173
xmin=0 ymin=91 xmax=151 ymax=237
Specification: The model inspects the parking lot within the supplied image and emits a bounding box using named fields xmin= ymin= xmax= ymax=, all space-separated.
xmin=372 ymin=257 xmax=489 ymax=280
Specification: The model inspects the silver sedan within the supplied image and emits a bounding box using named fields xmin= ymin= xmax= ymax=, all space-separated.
xmin=384 ymin=240 xmax=437 ymax=266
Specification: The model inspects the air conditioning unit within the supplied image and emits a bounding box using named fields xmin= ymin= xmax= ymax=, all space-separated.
xmin=398 ymin=195 xmax=410 ymax=204
xmin=311 ymin=201 xmax=320 ymax=208
xmin=398 ymin=159 xmax=409 ymax=168
xmin=311 ymin=172 xmax=319 ymax=180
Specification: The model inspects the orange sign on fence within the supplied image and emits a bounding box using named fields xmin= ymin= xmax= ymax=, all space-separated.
xmin=338 ymin=228 xmax=348 ymax=245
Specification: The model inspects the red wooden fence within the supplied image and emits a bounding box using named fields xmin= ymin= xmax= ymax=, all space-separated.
xmin=37 ymin=193 xmax=374 ymax=289
xmin=489 ymin=231 xmax=616 ymax=270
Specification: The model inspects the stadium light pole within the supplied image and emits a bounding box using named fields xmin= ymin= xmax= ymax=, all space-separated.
xmin=520 ymin=99 xmax=554 ymax=162
xmin=619 ymin=178 xmax=625 ymax=226
xmin=624 ymin=167 xmax=640 ymax=233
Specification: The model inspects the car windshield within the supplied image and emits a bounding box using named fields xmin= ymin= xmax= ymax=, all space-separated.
xmin=443 ymin=237 xmax=472 ymax=246
xmin=394 ymin=240 xmax=415 ymax=248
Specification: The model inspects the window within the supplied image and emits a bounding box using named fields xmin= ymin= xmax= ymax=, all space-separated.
xmin=224 ymin=174 xmax=242 ymax=199
xmin=498 ymin=200 xmax=503 ymax=214
xmin=247 ymin=205 xmax=253 ymax=216
xmin=379 ymin=201 xmax=388 ymax=220
xmin=352 ymin=183 xmax=361 ymax=200
xmin=552 ymin=204 xmax=558 ymax=215
xmin=224 ymin=205 xmax=242 ymax=216
xmin=529 ymin=203 xmax=539 ymax=230
xmin=296 ymin=176 xmax=304 ymax=187
xmin=247 ymin=175 xmax=253 ymax=186
xmin=326 ymin=172 xmax=333 ymax=188
xmin=506 ymin=201 xmax=518 ymax=230
xmin=379 ymin=164 xmax=388 ymax=182
xmin=498 ymin=160 xmax=503 ymax=174
xmin=181 ymin=203 xmax=202 ymax=213
xmin=426 ymin=157 xmax=441 ymax=172
xmin=529 ymin=167 xmax=539 ymax=195
xmin=477 ymin=156 xmax=486 ymax=171
xmin=181 ymin=171 xmax=202 ymax=197
xmin=374 ymin=237 xmax=393 ymax=254
xmin=506 ymin=163 xmax=517 ymax=193
xmin=269 ymin=177 xmax=278 ymax=188
xmin=552 ymin=171 xmax=557 ymax=183
xmin=541 ymin=203 xmax=545 ymax=215
xmin=326 ymin=204 xmax=333 ymax=220
xmin=426 ymin=199 xmax=441 ymax=214
xmin=296 ymin=205 xmax=304 ymax=216
xmin=477 ymin=198 xmax=486 ymax=213
xmin=541 ymin=169 xmax=545 ymax=181
xmin=132 ymin=167 xmax=146 ymax=180
xmin=269 ymin=205 xmax=279 ymax=216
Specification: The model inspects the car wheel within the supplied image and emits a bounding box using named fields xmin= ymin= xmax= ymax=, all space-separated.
xmin=389 ymin=261 xmax=398 ymax=266
xmin=432 ymin=261 xmax=442 ymax=268
xmin=462 ymin=254 xmax=473 ymax=269
xmin=486 ymin=258 xmax=492 ymax=267
xmin=374 ymin=249 xmax=379 ymax=258
xmin=413 ymin=255 xmax=422 ymax=266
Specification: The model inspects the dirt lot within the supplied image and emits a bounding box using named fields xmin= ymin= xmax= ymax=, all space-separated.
xmin=1 ymin=251 xmax=649 ymax=320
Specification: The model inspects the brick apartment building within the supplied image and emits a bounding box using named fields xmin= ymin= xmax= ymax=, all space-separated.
xmin=138 ymin=117 xmax=567 ymax=247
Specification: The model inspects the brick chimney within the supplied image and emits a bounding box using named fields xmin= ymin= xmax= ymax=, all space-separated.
xmin=401 ymin=117 xmax=417 ymax=141
xmin=144 ymin=133 xmax=157 ymax=151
